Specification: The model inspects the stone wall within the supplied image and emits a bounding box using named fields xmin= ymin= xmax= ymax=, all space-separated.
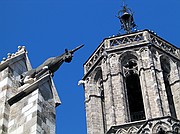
xmin=83 ymin=30 xmax=180 ymax=134
xmin=0 ymin=46 xmax=60 ymax=134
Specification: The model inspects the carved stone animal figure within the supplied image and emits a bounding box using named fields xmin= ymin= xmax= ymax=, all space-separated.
xmin=20 ymin=45 xmax=84 ymax=84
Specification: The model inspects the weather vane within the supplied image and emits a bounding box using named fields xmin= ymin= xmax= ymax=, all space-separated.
xmin=117 ymin=1 xmax=136 ymax=33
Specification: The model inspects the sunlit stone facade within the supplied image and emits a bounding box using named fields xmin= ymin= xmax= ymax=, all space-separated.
xmin=0 ymin=47 xmax=60 ymax=134
xmin=83 ymin=30 xmax=180 ymax=134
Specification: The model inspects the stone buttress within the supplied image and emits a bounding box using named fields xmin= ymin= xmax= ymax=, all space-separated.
xmin=0 ymin=46 xmax=61 ymax=134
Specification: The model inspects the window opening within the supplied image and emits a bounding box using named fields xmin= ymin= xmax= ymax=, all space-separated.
xmin=94 ymin=69 xmax=106 ymax=132
xmin=123 ymin=59 xmax=145 ymax=122
xmin=160 ymin=57 xmax=176 ymax=118
xmin=157 ymin=128 xmax=165 ymax=134
xmin=126 ymin=73 xmax=145 ymax=121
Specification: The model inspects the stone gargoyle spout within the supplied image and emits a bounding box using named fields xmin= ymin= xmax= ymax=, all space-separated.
xmin=20 ymin=44 xmax=84 ymax=85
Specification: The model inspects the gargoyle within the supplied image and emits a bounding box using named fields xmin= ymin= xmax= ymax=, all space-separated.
xmin=20 ymin=44 xmax=84 ymax=85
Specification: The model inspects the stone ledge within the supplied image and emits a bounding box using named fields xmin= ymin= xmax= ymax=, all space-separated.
xmin=7 ymin=74 xmax=61 ymax=107
xmin=107 ymin=116 xmax=180 ymax=134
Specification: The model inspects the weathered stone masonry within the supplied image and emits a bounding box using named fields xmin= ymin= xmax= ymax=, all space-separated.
xmin=83 ymin=30 xmax=180 ymax=134
xmin=0 ymin=46 xmax=60 ymax=134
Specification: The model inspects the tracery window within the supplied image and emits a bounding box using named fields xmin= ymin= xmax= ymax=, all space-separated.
xmin=122 ymin=56 xmax=145 ymax=122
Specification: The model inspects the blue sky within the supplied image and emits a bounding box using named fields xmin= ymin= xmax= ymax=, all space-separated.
xmin=0 ymin=0 xmax=180 ymax=134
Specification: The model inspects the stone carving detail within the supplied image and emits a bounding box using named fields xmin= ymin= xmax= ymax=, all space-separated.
xmin=0 ymin=46 xmax=26 ymax=64
xmin=116 ymin=126 xmax=139 ymax=134
xmin=139 ymin=117 xmax=180 ymax=134
xmin=149 ymin=34 xmax=178 ymax=57
xmin=127 ymin=126 xmax=139 ymax=133
xmin=84 ymin=30 xmax=179 ymax=76
xmin=85 ymin=44 xmax=105 ymax=72
xmin=141 ymin=128 xmax=150 ymax=134
xmin=107 ymin=117 xmax=180 ymax=134
xmin=116 ymin=128 xmax=127 ymax=134
xmin=20 ymin=45 xmax=84 ymax=85
xmin=172 ymin=123 xmax=180 ymax=133
xmin=110 ymin=33 xmax=144 ymax=46
xmin=122 ymin=59 xmax=138 ymax=77
xmin=152 ymin=121 xmax=170 ymax=133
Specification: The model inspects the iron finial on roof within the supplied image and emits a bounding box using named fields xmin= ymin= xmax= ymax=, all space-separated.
xmin=117 ymin=4 xmax=136 ymax=33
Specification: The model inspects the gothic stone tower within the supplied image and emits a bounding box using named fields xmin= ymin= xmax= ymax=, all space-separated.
xmin=82 ymin=29 xmax=180 ymax=133
xmin=0 ymin=46 xmax=60 ymax=134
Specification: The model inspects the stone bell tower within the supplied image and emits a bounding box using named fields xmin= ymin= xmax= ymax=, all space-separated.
xmin=0 ymin=46 xmax=61 ymax=134
xmin=82 ymin=5 xmax=180 ymax=134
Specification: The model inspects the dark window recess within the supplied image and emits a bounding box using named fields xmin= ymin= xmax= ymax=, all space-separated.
xmin=162 ymin=71 xmax=177 ymax=118
xmin=161 ymin=57 xmax=177 ymax=118
xmin=158 ymin=128 xmax=166 ymax=134
xmin=126 ymin=73 xmax=146 ymax=121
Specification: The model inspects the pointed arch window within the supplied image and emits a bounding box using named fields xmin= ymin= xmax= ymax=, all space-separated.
xmin=122 ymin=57 xmax=145 ymax=122
xmin=94 ymin=68 xmax=106 ymax=132
xmin=160 ymin=56 xmax=176 ymax=118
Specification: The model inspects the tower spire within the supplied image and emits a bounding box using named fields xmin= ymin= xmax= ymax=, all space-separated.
xmin=117 ymin=3 xmax=136 ymax=33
